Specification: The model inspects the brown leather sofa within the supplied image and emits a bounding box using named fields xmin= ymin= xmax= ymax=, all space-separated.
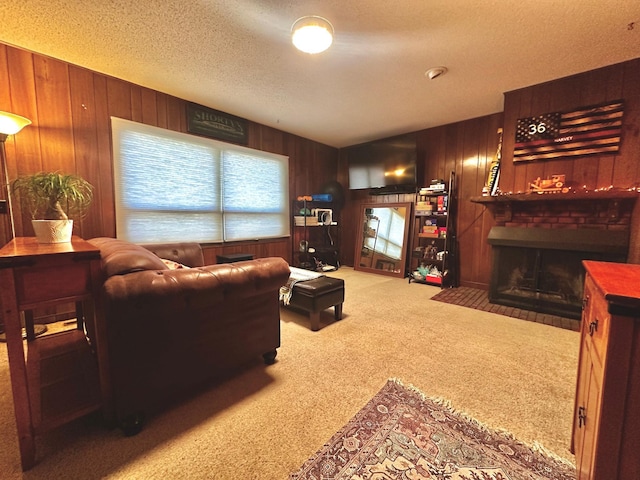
xmin=87 ymin=237 xmax=290 ymax=434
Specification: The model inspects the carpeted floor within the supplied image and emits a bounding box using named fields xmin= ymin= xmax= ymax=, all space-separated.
xmin=0 ymin=267 xmax=580 ymax=479
xmin=430 ymin=286 xmax=580 ymax=331
xmin=290 ymin=379 xmax=576 ymax=480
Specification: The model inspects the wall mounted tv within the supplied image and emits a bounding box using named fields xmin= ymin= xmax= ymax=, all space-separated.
xmin=346 ymin=134 xmax=417 ymax=194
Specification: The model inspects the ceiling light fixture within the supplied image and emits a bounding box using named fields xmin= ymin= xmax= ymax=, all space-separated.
xmin=291 ymin=16 xmax=334 ymax=54
xmin=425 ymin=67 xmax=448 ymax=80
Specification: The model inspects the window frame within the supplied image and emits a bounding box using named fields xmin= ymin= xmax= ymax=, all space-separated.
xmin=111 ymin=117 xmax=290 ymax=244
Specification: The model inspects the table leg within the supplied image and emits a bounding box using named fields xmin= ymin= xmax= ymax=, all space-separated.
xmin=0 ymin=270 xmax=36 ymax=470
xmin=309 ymin=312 xmax=320 ymax=331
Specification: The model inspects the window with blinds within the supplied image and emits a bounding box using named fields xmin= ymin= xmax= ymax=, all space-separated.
xmin=111 ymin=117 xmax=289 ymax=244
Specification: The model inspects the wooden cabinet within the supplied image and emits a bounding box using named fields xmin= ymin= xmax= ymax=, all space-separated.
xmin=408 ymin=171 xmax=457 ymax=287
xmin=571 ymin=260 xmax=640 ymax=479
xmin=0 ymin=237 xmax=104 ymax=470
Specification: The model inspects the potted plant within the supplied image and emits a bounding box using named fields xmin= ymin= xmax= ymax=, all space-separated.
xmin=11 ymin=171 xmax=94 ymax=243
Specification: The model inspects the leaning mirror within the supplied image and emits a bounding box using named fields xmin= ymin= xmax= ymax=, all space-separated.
xmin=354 ymin=202 xmax=412 ymax=278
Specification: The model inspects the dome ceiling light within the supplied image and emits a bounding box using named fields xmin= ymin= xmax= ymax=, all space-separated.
xmin=291 ymin=16 xmax=334 ymax=54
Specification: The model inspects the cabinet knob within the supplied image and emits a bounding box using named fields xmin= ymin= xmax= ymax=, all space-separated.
xmin=578 ymin=406 xmax=587 ymax=428
xmin=582 ymin=295 xmax=589 ymax=311
xmin=589 ymin=319 xmax=598 ymax=336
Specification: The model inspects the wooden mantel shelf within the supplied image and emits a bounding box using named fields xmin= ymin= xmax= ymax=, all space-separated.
xmin=470 ymin=189 xmax=639 ymax=204
xmin=470 ymin=189 xmax=638 ymax=222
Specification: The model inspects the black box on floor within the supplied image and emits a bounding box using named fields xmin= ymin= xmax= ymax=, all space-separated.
xmin=216 ymin=253 xmax=254 ymax=263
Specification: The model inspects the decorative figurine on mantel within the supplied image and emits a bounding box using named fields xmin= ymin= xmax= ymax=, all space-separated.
xmin=529 ymin=174 xmax=570 ymax=194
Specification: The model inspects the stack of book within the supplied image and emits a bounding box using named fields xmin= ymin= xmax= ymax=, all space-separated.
xmin=294 ymin=216 xmax=319 ymax=226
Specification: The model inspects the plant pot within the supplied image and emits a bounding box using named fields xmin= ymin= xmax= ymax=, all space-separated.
xmin=31 ymin=219 xmax=74 ymax=244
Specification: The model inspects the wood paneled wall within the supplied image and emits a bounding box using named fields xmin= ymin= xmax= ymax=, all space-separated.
xmin=339 ymin=58 xmax=640 ymax=289
xmin=419 ymin=113 xmax=504 ymax=289
xmin=338 ymin=113 xmax=504 ymax=289
xmin=500 ymin=59 xmax=640 ymax=193
xmin=3 ymin=40 xmax=638 ymax=285
xmin=0 ymin=42 xmax=338 ymax=263
xmin=498 ymin=58 xmax=640 ymax=273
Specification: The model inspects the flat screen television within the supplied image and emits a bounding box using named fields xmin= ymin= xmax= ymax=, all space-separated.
xmin=347 ymin=134 xmax=417 ymax=193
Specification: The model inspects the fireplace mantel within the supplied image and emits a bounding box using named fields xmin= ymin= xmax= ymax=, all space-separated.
xmin=470 ymin=190 xmax=638 ymax=223
xmin=470 ymin=189 xmax=638 ymax=204
xmin=487 ymin=226 xmax=628 ymax=254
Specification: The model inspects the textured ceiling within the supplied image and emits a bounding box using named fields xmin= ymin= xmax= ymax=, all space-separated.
xmin=1 ymin=1 xmax=639 ymax=148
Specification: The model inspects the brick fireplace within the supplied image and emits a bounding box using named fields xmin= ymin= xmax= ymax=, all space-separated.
xmin=477 ymin=191 xmax=637 ymax=319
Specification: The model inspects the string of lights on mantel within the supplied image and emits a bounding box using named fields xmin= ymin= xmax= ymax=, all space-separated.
xmin=492 ymin=185 xmax=640 ymax=197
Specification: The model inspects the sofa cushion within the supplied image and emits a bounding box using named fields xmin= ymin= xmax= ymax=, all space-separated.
xmin=142 ymin=242 xmax=205 ymax=267
xmin=88 ymin=237 xmax=168 ymax=277
xmin=160 ymin=258 xmax=190 ymax=269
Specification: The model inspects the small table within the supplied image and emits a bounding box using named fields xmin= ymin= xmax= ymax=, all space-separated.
xmin=0 ymin=237 xmax=103 ymax=470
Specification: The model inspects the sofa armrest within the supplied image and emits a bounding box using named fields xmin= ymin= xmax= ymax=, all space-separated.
xmin=89 ymin=237 xmax=168 ymax=277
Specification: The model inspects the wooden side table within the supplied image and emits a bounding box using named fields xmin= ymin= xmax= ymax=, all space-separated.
xmin=0 ymin=236 xmax=104 ymax=470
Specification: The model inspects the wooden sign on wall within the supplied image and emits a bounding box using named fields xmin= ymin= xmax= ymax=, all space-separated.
xmin=186 ymin=103 xmax=248 ymax=145
xmin=513 ymin=100 xmax=624 ymax=162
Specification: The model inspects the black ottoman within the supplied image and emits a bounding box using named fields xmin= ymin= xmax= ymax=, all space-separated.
xmin=289 ymin=276 xmax=345 ymax=331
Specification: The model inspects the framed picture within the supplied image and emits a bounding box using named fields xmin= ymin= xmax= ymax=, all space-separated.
xmin=513 ymin=100 xmax=623 ymax=162
xmin=186 ymin=103 xmax=248 ymax=144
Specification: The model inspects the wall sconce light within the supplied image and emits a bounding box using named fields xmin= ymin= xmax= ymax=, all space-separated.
xmin=0 ymin=111 xmax=32 ymax=239
xmin=291 ymin=15 xmax=334 ymax=54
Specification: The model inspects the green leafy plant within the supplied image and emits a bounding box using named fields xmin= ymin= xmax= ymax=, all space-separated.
xmin=11 ymin=171 xmax=94 ymax=221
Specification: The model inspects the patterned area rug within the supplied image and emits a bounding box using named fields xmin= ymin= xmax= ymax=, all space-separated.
xmin=290 ymin=379 xmax=576 ymax=480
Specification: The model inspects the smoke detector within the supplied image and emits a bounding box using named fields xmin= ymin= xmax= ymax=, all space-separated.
xmin=425 ymin=67 xmax=448 ymax=80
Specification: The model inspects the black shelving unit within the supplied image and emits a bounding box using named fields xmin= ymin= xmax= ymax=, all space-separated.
xmin=408 ymin=171 xmax=457 ymax=287
xmin=292 ymin=196 xmax=339 ymax=272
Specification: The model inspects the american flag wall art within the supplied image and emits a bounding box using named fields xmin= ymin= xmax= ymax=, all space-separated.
xmin=514 ymin=100 xmax=624 ymax=162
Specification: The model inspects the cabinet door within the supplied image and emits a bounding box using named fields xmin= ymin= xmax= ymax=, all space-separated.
xmin=573 ymin=339 xmax=602 ymax=480
xmin=573 ymin=276 xmax=608 ymax=480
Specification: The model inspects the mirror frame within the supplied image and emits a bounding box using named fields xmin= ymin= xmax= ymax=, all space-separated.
xmin=354 ymin=202 xmax=412 ymax=278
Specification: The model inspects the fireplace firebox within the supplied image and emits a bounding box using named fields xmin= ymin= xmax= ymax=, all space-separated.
xmin=488 ymin=227 xmax=628 ymax=319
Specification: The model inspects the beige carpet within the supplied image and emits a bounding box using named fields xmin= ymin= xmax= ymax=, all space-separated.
xmin=0 ymin=267 xmax=579 ymax=479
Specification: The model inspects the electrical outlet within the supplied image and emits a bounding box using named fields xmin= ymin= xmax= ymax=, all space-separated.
xmin=0 ymin=200 xmax=7 ymax=214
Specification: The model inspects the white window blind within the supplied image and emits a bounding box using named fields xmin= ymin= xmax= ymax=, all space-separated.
xmin=111 ymin=117 xmax=289 ymax=244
